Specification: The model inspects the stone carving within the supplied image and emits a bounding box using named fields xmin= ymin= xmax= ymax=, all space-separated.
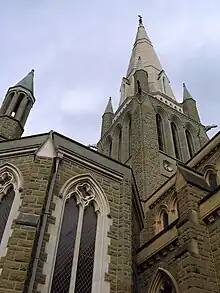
xmin=163 ymin=160 xmax=173 ymax=172
xmin=74 ymin=182 xmax=95 ymax=207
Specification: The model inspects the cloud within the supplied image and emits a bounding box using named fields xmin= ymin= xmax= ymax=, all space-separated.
xmin=0 ymin=0 xmax=219 ymax=145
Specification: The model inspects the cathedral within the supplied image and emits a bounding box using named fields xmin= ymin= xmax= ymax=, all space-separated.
xmin=0 ymin=15 xmax=220 ymax=293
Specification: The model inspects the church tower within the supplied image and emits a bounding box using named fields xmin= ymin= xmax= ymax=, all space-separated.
xmin=98 ymin=16 xmax=209 ymax=200
xmin=0 ymin=69 xmax=35 ymax=140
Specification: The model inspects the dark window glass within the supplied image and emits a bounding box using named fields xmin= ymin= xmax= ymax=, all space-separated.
xmin=171 ymin=122 xmax=181 ymax=160
xmin=185 ymin=130 xmax=194 ymax=157
xmin=163 ymin=280 xmax=174 ymax=293
xmin=0 ymin=187 xmax=15 ymax=243
xmin=156 ymin=114 xmax=165 ymax=151
xmin=209 ymin=172 xmax=218 ymax=189
xmin=118 ymin=129 xmax=122 ymax=161
xmin=163 ymin=212 xmax=169 ymax=229
xmin=75 ymin=204 xmax=97 ymax=293
xmin=51 ymin=197 xmax=79 ymax=293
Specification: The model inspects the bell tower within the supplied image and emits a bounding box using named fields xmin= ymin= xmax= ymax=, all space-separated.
xmin=98 ymin=16 xmax=210 ymax=200
xmin=0 ymin=69 xmax=35 ymax=140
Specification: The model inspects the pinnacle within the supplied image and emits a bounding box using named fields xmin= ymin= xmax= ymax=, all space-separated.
xmin=183 ymin=83 xmax=193 ymax=100
xmin=15 ymin=69 xmax=35 ymax=94
xmin=104 ymin=97 xmax=114 ymax=114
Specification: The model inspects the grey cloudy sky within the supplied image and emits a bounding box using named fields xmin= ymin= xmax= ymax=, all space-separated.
xmin=0 ymin=0 xmax=219 ymax=145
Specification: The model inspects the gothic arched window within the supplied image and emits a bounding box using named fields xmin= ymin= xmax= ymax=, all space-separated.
xmin=156 ymin=114 xmax=165 ymax=152
xmin=185 ymin=129 xmax=194 ymax=157
xmin=162 ymin=76 xmax=166 ymax=93
xmin=149 ymin=269 xmax=177 ymax=293
xmin=171 ymin=122 xmax=181 ymax=160
xmin=46 ymin=176 xmax=111 ymax=293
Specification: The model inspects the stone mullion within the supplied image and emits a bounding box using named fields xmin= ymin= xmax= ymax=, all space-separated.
xmin=122 ymin=122 xmax=129 ymax=163
xmin=69 ymin=205 xmax=84 ymax=292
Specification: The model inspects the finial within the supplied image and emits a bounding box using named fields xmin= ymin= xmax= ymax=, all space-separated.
xmin=183 ymin=82 xmax=186 ymax=87
xmin=109 ymin=96 xmax=111 ymax=100
xmin=138 ymin=15 xmax=143 ymax=25
xmin=31 ymin=69 xmax=35 ymax=75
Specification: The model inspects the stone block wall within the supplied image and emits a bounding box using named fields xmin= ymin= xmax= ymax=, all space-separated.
xmin=0 ymin=155 xmax=53 ymax=293
xmin=28 ymin=156 xmax=136 ymax=293
xmin=0 ymin=116 xmax=23 ymax=140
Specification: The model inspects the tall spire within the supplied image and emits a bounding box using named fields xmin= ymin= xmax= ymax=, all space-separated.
xmin=126 ymin=16 xmax=162 ymax=78
xmin=183 ymin=83 xmax=193 ymax=100
xmin=15 ymin=69 xmax=34 ymax=94
xmin=122 ymin=16 xmax=175 ymax=103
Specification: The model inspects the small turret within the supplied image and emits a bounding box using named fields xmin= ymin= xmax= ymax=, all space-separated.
xmin=0 ymin=69 xmax=35 ymax=140
xmin=182 ymin=83 xmax=200 ymax=123
xmin=101 ymin=97 xmax=114 ymax=137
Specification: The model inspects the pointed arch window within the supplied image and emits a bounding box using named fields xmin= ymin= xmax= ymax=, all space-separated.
xmin=185 ymin=129 xmax=194 ymax=157
xmin=162 ymin=76 xmax=167 ymax=93
xmin=171 ymin=122 xmax=181 ymax=160
xmin=149 ymin=269 xmax=177 ymax=293
xmin=46 ymin=177 xmax=111 ymax=293
xmin=156 ymin=114 xmax=165 ymax=152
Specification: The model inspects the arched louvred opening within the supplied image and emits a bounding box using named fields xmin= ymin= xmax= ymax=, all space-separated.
xmin=208 ymin=171 xmax=218 ymax=189
xmin=162 ymin=211 xmax=169 ymax=230
xmin=156 ymin=114 xmax=165 ymax=152
xmin=128 ymin=118 xmax=132 ymax=157
xmin=50 ymin=197 xmax=79 ymax=293
xmin=171 ymin=122 xmax=181 ymax=160
xmin=185 ymin=129 xmax=194 ymax=157
xmin=11 ymin=93 xmax=24 ymax=117
xmin=0 ymin=186 xmax=15 ymax=243
xmin=75 ymin=204 xmax=97 ymax=293
xmin=118 ymin=128 xmax=122 ymax=161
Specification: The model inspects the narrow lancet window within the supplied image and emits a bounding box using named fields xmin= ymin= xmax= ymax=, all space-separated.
xmin=128 ymin=118 xmax=132 ymax=157
xmin=118 ymin=129 xmax=122 ymax=161
xmin=75 ymin=204 xmax=97 ymax=293
xmin=156 ymin=114 xmax=165 ymax=151
xmin=185 ymin=129 xmax=194 ymax=157
xmin=171 ymin=122 xmax=181 ymax=160
xmin=162 ymin=211 xmax=169 ymax=229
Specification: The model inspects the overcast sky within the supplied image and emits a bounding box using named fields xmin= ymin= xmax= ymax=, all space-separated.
xmin=0 ymin=0 xmax=219 ymax=145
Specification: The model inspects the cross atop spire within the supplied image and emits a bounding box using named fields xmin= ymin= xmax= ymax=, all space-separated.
xmin=15 ymin=69 xmax=35 ymax=94
xmin=138 ymin=15 xmax=143 ymax=26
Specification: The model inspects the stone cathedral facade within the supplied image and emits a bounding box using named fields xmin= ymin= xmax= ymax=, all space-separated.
xmin=0 ymin=16 xmax=220 ymax=293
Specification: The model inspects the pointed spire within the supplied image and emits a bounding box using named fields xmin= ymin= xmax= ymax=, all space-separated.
xmin=183 ymin=83 xmax=193 ymax=100
xmin=126 ymin=16 xmax=162 ymax=78
xmin=15 ymin=69 xmax=34 ymax=94
xmin=104 ymin=97 xmax=114 ymax=114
